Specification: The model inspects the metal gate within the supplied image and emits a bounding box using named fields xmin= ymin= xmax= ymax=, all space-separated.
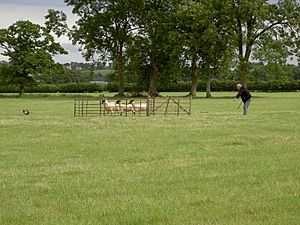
xmin=74 ymin=96 xmax=191 ymax=117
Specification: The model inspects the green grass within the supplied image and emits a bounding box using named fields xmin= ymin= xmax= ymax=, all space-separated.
xmin=0 ymin=92 xmax=299 ymax=225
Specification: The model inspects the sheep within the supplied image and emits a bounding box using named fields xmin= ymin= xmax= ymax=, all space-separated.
xmin=115 ymin=100 xmax=135 ymax=115
xmin=129 ymin=99 xmax=147 ymax=113
xmin=101 ymin=99 xmax=116 ymax=115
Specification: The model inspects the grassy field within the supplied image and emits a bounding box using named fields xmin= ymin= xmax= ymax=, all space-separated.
xmin=0 ymin=92 xmax=299 ymax=225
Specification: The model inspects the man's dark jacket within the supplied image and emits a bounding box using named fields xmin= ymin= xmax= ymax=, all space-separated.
xmin=236 ymin=86 xmax=251 ymax=103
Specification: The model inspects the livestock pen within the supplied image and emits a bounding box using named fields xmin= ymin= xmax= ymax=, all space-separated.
xmin=73 ymin=96 xmax=192 ymax=117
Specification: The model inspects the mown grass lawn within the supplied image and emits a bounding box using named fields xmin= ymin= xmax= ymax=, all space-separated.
xmin=0 ymin=92 xmax=299 ymax=225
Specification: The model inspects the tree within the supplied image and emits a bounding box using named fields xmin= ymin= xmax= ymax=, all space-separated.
xmin=0 ymin=20 xmax=67 ymax=96
xmin=173 ymin=0 xmax=233 ymax=98
xmin=172 ymin=0 xmax=204 ymax=98
xmin=229 ymin=0 xmax=300 ymax=86
xmin=35 ymin=67 xmax=93 ymax=84
xmin=0 ymin=62 xmax=10 ymax=85
xmin=129 ymin=0 xmax=179 ymax=97
xmin=46 ymin=0 xmax=139 ymax=97
xmin=197 ymin=0 xmax=233 ymax=98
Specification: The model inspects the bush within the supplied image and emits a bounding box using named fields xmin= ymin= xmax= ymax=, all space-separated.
xmin=157 ymin=81 xmax=186 ymax=92
xmin=29 ymin=84 xmax=59 ymax=93
xmin=210 ymin=80 xmax=236 ymax=91
xmin=57 ymin=83 xmax=105 ymax=93
xmin=0 ymin=80 xmax=299 ymax=94
xmin=0 ymin=85 xmax=19 ymax=93
xmin=106 ymin=82 xmax=118 ymax=92
xmin=248 ymin=80 xmax=300 ymax=92
xmin=0 ymin=83 xmax=105 ymax=93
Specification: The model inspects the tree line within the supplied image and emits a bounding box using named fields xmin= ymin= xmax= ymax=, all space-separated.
xmin=1 ymin=0 xmax=300 ymax=97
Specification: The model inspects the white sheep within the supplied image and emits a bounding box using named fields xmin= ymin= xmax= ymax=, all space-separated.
xmin=115 ymin=100 xmax=135 ymax=115
xmin=129 ymin=99 xmax=147 ymax=113
xmin=101 ymin=99 xmax=116 ymax=115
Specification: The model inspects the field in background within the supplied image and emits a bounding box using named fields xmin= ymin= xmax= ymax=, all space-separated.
xmin=0 ymin=92 xmax=299 ymax=225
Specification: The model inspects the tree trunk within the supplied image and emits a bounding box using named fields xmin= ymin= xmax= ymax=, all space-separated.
xmin=114 ymin=54 xmax=125 ymax=98
xmin=239 ymin=60 xmax=249 ymax=87
xmin=237 ymin=18 xmax=253 ymax=88
xmin=235 ymin=9 xmax=250 ymax=88
xmin=189 ymin=54 xmax=198 ymax=98
xmin=148 ymin=62 xmax=158 ymax=97
xmin=18 ymin=83 xmax=25 ymax=97
xmin=205 ymin=61 xmax=212 ymax=98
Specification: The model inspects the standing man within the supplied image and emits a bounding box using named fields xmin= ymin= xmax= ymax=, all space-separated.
xmin=235 ymin=84 xmax=252 ymax=115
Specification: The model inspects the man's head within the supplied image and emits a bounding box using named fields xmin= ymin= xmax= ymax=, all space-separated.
xmin=236 ymin=83 xmax=242 ymax=90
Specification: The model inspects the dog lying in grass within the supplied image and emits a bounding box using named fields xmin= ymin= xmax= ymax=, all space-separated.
xmin=22 ymin=109 xmax=30 ymax=115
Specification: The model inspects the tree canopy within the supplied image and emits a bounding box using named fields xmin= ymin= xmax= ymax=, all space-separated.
xmin=33 ymin=0 xmax=300 ymax=95
xmin=0 ymin=20 xmax=67 ymax=96
xmin=228 ymin=0 xmax=300 ymax=86
xmin=46 ymin=0 xmax=140 ymax=97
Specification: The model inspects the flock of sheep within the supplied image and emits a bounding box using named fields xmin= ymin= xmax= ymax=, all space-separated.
xmin=101 ymin=99 xmax=148 ymax=115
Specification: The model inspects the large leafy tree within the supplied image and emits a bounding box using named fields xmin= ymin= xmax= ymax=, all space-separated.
xmin=173 ymin=0 xmax=233 ymax=98
xmin=200 ymin=0 xmax=234 ymax=98
xmin=172 ymin=0 xmax=206 ymax=98
xmin=47 ymin=0 xmax=139 ymax=97
xmin=0 ymin=20 xmax=67 ymax=96
xmin=229 ymin=0 xmax=300 ymax=86
xmin=131 ymin=0 xmax=179 ymax=96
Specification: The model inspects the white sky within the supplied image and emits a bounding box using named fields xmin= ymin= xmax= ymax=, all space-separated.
xmin=0 ymin=0 xmax=86 ymax=63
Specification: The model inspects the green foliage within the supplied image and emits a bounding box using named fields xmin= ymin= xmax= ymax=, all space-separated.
xmin=248 ymin=80 xmax=300 ymax=92
xmin=57 ymin=82 xmax=104 ymax=93
xmin=45 ymin=9 xmax=68 ymax=37
xmin=126 ymin=0 xmax=181 ymax=95
xmin=0 ymin=83 xmax=105 ymax=93
xmin=0 ymin=84 xmax=19 ymax=93
xmin=46 ymin=0 xmax=142 ymax=95
xmin=229 ymin=0 xmax=300 ymax=84
xmin=0 ymin=20 xmax=67 ymax=96
xmin=1 ymin=80 xmax=299 ymax=93
xmin=248 ymin=62 xmax=300 ymax=81
xmin=43 ymin=0 xmax=300 ymax=94
xmin=0 ymin=63 xmax=10 ymax=85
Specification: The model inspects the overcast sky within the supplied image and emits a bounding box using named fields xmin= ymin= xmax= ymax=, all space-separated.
xmin=0 ymin=0 xmax=86 ymax=63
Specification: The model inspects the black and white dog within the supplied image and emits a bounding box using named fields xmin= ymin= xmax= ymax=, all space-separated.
xmin=22 ymin=109 xmax=30 ymax=115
